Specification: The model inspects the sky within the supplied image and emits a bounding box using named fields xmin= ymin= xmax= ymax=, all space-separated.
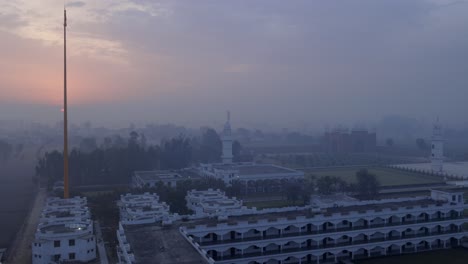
xmin=1 ymin=0 xmax=468 ymax=130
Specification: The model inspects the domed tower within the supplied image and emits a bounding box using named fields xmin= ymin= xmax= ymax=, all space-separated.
xmin=431 ymin=118 xmax=444 ymax=173
xmin=221 ymin=111 xmax=233 ymax=164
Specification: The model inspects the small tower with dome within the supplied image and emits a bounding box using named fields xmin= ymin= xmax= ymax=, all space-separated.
xmin=431 ymin=118 xmax=444 ymax=173
xmin=221 ymin=111 xmax=233 ymax=164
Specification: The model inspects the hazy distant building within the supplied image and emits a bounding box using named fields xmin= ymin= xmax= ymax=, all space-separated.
xmin=431 ymin=119 xmax=444 ymax=173
xmin=322 ymin=129 xmax=376 ymax=153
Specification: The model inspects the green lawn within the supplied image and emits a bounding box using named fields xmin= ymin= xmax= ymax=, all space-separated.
xmin=356 ymin=248 xmax=468 ymax=264
xmin=305 ymin=167 xmax=443 ymax=187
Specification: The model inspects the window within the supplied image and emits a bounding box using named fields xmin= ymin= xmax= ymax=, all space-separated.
xmin=432 ymin=144 xmax=435 ymax=149
xmin=69 ymin=239 xmax=75 ymax=246
xmin=54 ymin=254 xmax=61 ymax=261
xmin=69 ymin=253 xmax=76 ymax=260
xmin=54 ymin=240 xmax=60 ymax=248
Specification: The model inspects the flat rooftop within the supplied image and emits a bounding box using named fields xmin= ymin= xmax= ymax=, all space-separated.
xmin=39 ymin=222 xmax=89 ymax=234
xmin=186 ymin=198 xmax=442 ymax=227
xmin=135 ymin=169 xmax=201 ymax=181
xmin=124 ymin=224 xmax=206 ymax=264
xmin=211 ymin=164 xmax=300 ymax=175
xmin=121 ymin=194 xmax=159 ymax=203
xmin=311 ymin=193 xmax=358 ymax=205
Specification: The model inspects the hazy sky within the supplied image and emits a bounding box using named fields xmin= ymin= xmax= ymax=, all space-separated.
xmin=1 ymin=0 xmax=467 ymax=129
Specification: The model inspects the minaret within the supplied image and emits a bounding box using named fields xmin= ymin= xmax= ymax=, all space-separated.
xmin=431 ymin=118 xmax=443 ymax=173
xmin=221 ymin=111 xmax=233 ymax=164
xmin=63 ymin=9 xmax=70 ymax=198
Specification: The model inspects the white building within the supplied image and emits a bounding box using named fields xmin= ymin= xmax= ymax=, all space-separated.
xmin=118 ymin=193 xmax=171 ymax=225
xmin=431 ymin=119 xmax=444 ymax=173
xmin=186 ymin=189 xmax=243 ymax=216
xmin=132 ymin=170 xmax=199 ymax=188
xmin=198 ymin=162 xmax=304 ymax=189
xmin=116 ymin=222 xmax=136 ymax=264
xmin=32 ymin=197 xmax=96 ymax=264
xmin=180 ymin=189 xmax=468 ymax=264
xmin=222 ymin=111 xmax=233 ymax=164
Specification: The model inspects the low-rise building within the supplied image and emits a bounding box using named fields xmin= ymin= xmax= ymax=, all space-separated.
xmin=32 ymin=197 xmax=96 ymax=264
xmin=186 ymin=189 xmax=243 ymax=217
xmin=197 ymin=162 xmax=304 ymax=192
xmin=132 ymin=169 xmax=201 ymax=188
xmin=180 ymin=189 xmax=468 ymax=264
xmin=118 ymin=193 xmax=171 ymax=225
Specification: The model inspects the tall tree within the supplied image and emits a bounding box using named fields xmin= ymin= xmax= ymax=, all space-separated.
xmin=355 ymin=169 xmax=380 ymax=199
xmin=197 ymin=128 xmax=222 ymax=163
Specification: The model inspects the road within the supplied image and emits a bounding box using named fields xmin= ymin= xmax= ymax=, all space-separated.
xmin=5 ymin=188 xmax=46 ymax=264
xmin=94 ymin=221 xmax=109 ymax=264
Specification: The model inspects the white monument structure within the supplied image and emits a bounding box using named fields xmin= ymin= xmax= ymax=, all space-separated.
xmin=431 ymin=118 xmax=444 ymax=173
xmin=221 ymin=111 xmax=233 ymax=164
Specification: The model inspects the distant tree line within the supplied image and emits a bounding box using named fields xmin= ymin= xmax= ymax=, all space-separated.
xmin=315 ymin=169 xmax=380 ymax=199
xmin=0 ymin=139 xmax=24 ymax=161
xmin=35 ymin=129 xmax=250 ymax=189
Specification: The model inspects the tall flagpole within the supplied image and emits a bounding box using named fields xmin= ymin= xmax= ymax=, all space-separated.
xmin=63 ymin=9 xmax=69 ymax=199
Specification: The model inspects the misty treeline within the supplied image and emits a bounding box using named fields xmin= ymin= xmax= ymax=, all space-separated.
xmin=35 ymin=129 xmax=251 ymax=188
xmin=0 ymin=139 xmax=23 ymax=161
xmin=315 ymin=169 xmax=380 ymax=199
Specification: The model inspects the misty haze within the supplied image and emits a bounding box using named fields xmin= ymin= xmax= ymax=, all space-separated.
xmin=1 ymin=1 xmax=468 ymax=264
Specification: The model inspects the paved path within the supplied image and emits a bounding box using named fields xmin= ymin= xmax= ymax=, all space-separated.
xmin=94 ymin=221 xmax=109 ymax=264
xmin=5 ymin=188 xmax=46 ymax=264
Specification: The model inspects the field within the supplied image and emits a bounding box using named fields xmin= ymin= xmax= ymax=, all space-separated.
xmin=356 ymin=248 xmax=468 ymax=264
xmin=305 ymin=166 xmax=443 ymax=187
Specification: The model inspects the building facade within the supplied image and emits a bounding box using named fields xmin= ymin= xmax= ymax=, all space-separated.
xmin=198 ymin=163 xmax=304 ymax=192
xmin=180 ymin=190 xmax=468 ymax=264
xmin=322 ymin=129 xmax=376 ymax=154
xmin=32 ymin=197 xmax=96 ymax=264
xmin=186 ymin=189 xmax=243 ymax=217
xmin=118 ymin=193 xmax=171 ymax=225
